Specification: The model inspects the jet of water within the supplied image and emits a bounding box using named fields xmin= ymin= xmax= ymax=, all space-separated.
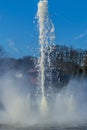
xmin=37 ymin=0 xmax=55 ymax=99
xmin=37 ymin=0 xmax=55 ymax=116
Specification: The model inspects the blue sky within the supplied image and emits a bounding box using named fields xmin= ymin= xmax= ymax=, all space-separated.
xmin=0 ymin=0 xmax=87 ymax=58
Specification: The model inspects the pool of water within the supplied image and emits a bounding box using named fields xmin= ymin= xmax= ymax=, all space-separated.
xmin=0 ymin=123 xmax=87 ymax=130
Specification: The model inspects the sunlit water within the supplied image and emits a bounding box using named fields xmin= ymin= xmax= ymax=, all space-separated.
xmin=37 ymin=0 xmax=55 ymax=115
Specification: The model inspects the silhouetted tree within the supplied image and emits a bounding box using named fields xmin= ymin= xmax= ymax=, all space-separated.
xmin=81 ymin=55 xmax=87 ymax=78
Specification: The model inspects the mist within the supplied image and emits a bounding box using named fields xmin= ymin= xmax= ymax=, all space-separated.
xmin=0 ymin=73 xmax=87 ymax=127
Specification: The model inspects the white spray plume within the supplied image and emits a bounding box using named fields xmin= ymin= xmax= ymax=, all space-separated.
xmin=0 ymin=76 xmax=87 ymax=127
xmin=37 ymin=0 xmax=55 ymax=99
xmin=37 ymin=0 xmax=55 ymax=45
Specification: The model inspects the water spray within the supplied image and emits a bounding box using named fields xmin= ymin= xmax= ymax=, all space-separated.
xmin=37 ymin=0 xmax=55 ymax=117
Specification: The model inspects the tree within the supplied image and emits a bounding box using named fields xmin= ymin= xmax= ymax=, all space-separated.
xmin=82 ymin=56 xmax=87 ymax=78
xmin=84 ymin=56 xmax=87 ymax=67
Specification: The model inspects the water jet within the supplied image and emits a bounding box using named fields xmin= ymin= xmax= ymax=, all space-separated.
xmin=37 ymin=0 xmax=55 ymax=116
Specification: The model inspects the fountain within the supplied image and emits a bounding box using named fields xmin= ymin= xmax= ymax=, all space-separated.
xmin=0 ymin=0 xmax=87 ymax=129
xmin=37 ymin=0 xmax=55 ymax=116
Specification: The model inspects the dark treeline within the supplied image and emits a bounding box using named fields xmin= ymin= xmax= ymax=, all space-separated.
xmin=0 ymin=44 xmax=87 ymax=90
xmin=48 ymin=45 xmax=87 ymax=86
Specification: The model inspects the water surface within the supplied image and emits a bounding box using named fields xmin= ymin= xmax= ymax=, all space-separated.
xmin=0 ymin=124 xmax=87 ymax=130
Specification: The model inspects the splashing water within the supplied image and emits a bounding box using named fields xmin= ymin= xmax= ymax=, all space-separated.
xmin=37 ymin=0 xmax=55 ymax=114
xmin=0 ymin=77 xmax=87 ymax=127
